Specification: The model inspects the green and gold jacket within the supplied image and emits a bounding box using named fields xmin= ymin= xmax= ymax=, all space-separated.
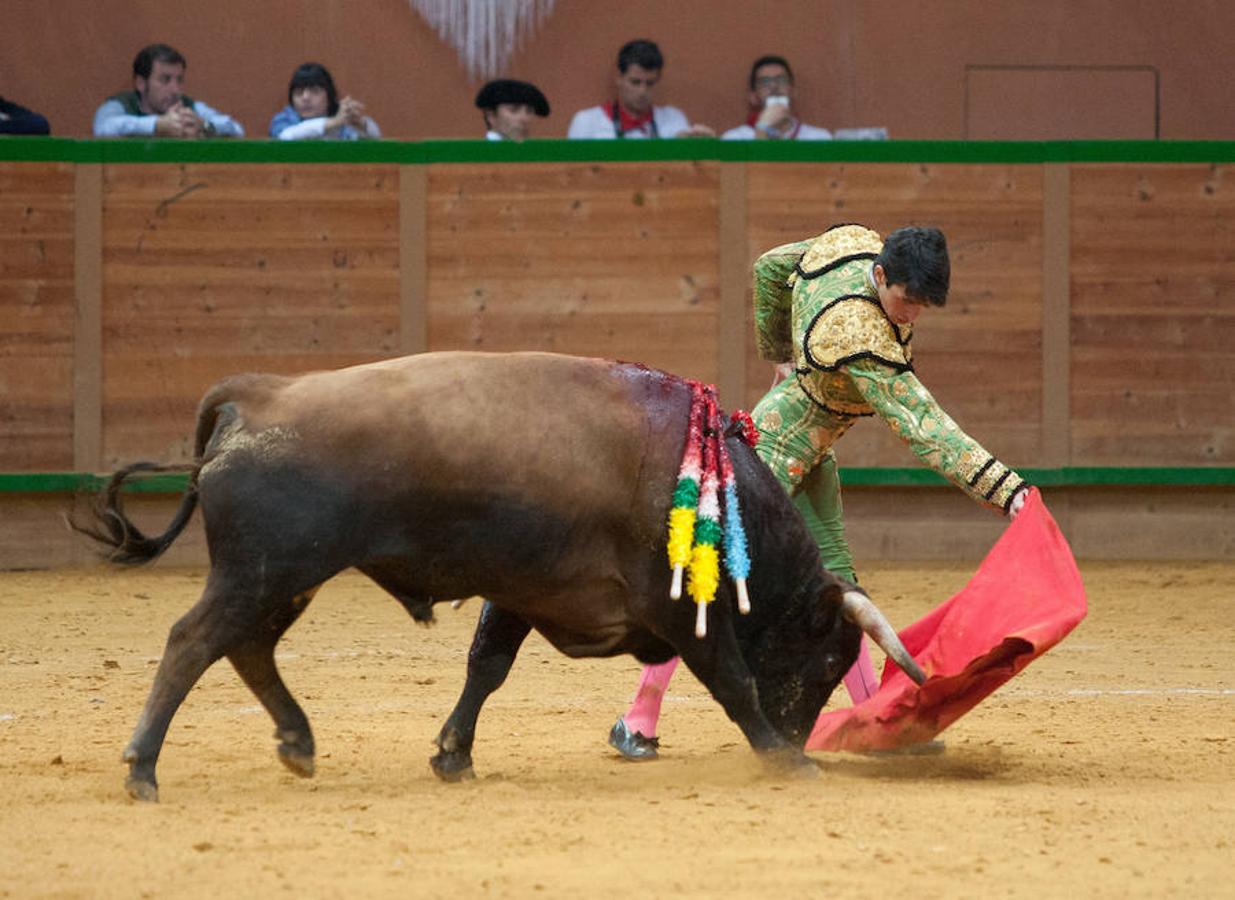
xmin=752 ymin=223 xmax=1024 ymax=513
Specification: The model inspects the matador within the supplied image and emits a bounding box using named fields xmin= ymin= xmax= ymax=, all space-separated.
xmin=609 ymin=223 xmax=1029 ymax=760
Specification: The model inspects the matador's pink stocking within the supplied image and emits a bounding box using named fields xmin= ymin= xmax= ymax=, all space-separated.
xmin=623 ymin=658 xmax=680 ymax=737
xmin=841 ymin=637 xmax=881 ymax=703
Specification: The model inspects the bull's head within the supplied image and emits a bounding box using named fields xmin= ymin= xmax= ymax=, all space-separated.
xmin=747 ymin=579 xmax=926 ymax=745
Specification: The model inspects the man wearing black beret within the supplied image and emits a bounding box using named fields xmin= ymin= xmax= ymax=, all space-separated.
xmin=474 ymin=79 xmax=550 ymax=142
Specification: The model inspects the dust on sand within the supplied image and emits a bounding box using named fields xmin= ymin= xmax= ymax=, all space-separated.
xmin=1 ymin=562 xmax=1232 ymax=898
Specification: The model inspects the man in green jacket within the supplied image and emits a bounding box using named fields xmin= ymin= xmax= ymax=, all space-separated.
xmin=610 ymin=224 xmax=1029 ymax=760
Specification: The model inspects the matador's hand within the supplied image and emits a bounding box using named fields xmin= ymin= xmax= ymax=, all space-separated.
xmin=1008 ymin=486 xmax=1029 ymax=520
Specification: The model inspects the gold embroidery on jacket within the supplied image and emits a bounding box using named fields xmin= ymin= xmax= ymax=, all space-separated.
xmin=789 ymin=224 xmax=883 ymax=286
xmin=805 ymin=298 xmax=912 ymax=371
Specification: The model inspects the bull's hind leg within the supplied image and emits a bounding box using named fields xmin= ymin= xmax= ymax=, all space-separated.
xmin=123 ymin=580 xmax=245 ymax=801
xmin=124 ymin=578 xmax=320 ymax=802
xmin=226 ymin=587 xmax=320 ymax=779
xmin=431 ymin=600 xmax=531 ymax=782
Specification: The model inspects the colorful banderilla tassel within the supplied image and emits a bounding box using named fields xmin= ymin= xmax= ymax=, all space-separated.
xmin=666 ymin=383 xmax=759 ymax=638
xmin=687 ymin=391 xmax=723 ymax=637
xmin=716 ymin=413 xmax=751 ymax=615
xmin=666 ymin=383 xmax=705 ymax=600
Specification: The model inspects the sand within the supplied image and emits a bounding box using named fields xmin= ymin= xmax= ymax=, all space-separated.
xmin=1 ymin=561 xmax=1232 ymax=898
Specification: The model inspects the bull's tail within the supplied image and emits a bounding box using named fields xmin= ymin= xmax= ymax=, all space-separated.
xmin=68 ymin=375 xmax=253 ymax=565
xmin=68 ymin=462 xmax=201 ymax=566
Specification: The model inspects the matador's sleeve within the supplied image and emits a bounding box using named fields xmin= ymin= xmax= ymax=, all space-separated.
xmin=752 ymin=239 xmax=813 ymax=362
xmin=844 ymin=358 xmax=1026 ymax=513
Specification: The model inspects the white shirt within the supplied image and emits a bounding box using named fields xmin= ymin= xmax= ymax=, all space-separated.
xmin=93 ymin=98 xmax=244 ymax=138
xmin=567 ymin=104 xmax=692 ymax=139
xmin=275 ymin=116 xmax=381 ymax=141
xmin=721 ymin=121 xmax=833 ymax=141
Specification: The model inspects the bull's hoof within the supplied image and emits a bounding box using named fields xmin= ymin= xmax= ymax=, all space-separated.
xmin=125 ymin=774 xmax=159 ymax=802
xmin=761 ymin=746 xmax=819 ymax=779
xmin=274 ymin=729 xmax=315 ymax=778
xmin=429 ymin=751 xmax=475 ymax=783
xmin=277 ymin=745 xmax=316 ymax=778
xmin=608 ymin=717 xmax=659 ymax=761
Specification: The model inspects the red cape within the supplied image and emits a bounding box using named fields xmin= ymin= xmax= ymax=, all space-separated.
xmin=807 ymin=488 xmax=1087 ymax=752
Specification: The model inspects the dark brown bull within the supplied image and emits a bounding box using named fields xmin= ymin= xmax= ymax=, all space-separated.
xmin=72 ymin=352 xmax=924 ymax=801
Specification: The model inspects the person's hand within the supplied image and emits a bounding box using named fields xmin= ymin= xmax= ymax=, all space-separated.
xmin=755 ymin=99 xmax=793 ymax=138
xmin=1008 ymin=486 xmax=1029 ymax=520
xmin=182 ymin=108 xmax=205 ymax=138
xmin=338 ymin=96 xmax=367 ymax=129
xmin=154 ymin=102 xmax=201 ymax=138
xmin=771 ymin=361 xmax=794 ymax=388
xmin=677 ymin=123 xmax=715 ymax=138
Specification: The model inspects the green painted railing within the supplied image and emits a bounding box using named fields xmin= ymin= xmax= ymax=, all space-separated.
xmin=3 ymin=468 xmax=1232 ymax=495
xmin=1 ymin=136 xmax=1234 ymax=165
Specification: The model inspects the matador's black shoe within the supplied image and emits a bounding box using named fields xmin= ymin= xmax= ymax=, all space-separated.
xmin=608 ymin=717 xmax=660 ymax=761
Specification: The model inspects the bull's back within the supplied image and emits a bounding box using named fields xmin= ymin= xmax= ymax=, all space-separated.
xmin=200 ymin=353 xmax=690 ymax=548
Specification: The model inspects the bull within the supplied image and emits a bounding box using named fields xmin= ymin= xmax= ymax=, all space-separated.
xmin=72 ymin=351 xmax=925 ymax=801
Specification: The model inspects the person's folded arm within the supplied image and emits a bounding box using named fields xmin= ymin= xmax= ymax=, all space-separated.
xmin=93 ymin=100 xmax=155 ymax=137
xmin=192 ymin=100 xmax=244 ymax=137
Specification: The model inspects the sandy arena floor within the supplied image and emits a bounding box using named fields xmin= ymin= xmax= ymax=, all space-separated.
xmin=1 ymin=561 xmax=1232 ymax=898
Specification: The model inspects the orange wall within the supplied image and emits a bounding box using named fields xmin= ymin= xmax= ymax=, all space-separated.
xmin=6 ymin=0 xmax=1235 ymax=140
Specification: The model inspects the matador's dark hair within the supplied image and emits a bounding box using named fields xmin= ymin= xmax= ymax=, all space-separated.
xmin=875 ymin=226 xmax=951 ymax=306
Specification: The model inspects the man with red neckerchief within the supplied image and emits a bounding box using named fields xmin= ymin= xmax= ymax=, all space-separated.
xmin=722 ymin=55 xmax=833 ymax=142
xmin=567 ymin=39 xmax=713 ymax=140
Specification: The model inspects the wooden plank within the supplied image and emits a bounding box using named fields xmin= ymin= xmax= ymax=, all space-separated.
xmin=717 ymin=163 xmax=748 ymax=409
xmin=73 ymin=164 xmax=102 ymax=471
xmin=425 ymin=161 xmax=721 ymax=384
xmin=1070 ymin=164 xmax=1235 ymax=465
xmin=399 ymin=165 xmax=427 ymax=355
xmin=100 ymin=163 xmax=401 ymax=465
xmin=0 ymin=162 xmax=76 ymax=470
xmin=744 ymin=162 xmax=1044 ymax=468
xmin=1041 ymin=164 xmax=1071 ymax=465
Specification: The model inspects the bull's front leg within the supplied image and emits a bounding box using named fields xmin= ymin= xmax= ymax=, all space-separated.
xmin=675 ymin=619 xmax=817 ymax=777
xmin=431 ymin=600 xmax=531 ymax=782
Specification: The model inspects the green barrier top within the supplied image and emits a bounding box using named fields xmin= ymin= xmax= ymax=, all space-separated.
xmin=2 ymin=136 xmax=1234 ymax=165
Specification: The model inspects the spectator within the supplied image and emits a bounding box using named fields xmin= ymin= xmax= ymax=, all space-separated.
xmin=0 ymin=96 xmax=51 ymax=135
xmin=94 ymin=44 xmax=243 ymax=138
xmin=721 ymin=56 xmax=832 ymax=141
xmin=475 ymin=79 xmax=549 ymax=142
xmin=567 ymin=39 xmax=713 ymax=139
xmin=269 ymin=63 xmax=380 ymax=141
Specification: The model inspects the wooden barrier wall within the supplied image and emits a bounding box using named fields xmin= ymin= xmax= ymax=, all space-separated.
xmin=1 ymin=140 xmax=1232 ymax=564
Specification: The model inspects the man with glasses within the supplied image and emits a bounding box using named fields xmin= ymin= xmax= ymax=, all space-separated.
xmin=721 ymin=55 xmax=832 ymax=141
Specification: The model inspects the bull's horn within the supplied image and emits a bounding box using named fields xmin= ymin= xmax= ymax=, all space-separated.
xmin=840 ymin=590 xmax=927 ymax=686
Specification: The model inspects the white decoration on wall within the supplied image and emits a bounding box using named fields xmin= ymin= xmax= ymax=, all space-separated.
xmin=408 ymin=0 xmax=556 ymax=80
